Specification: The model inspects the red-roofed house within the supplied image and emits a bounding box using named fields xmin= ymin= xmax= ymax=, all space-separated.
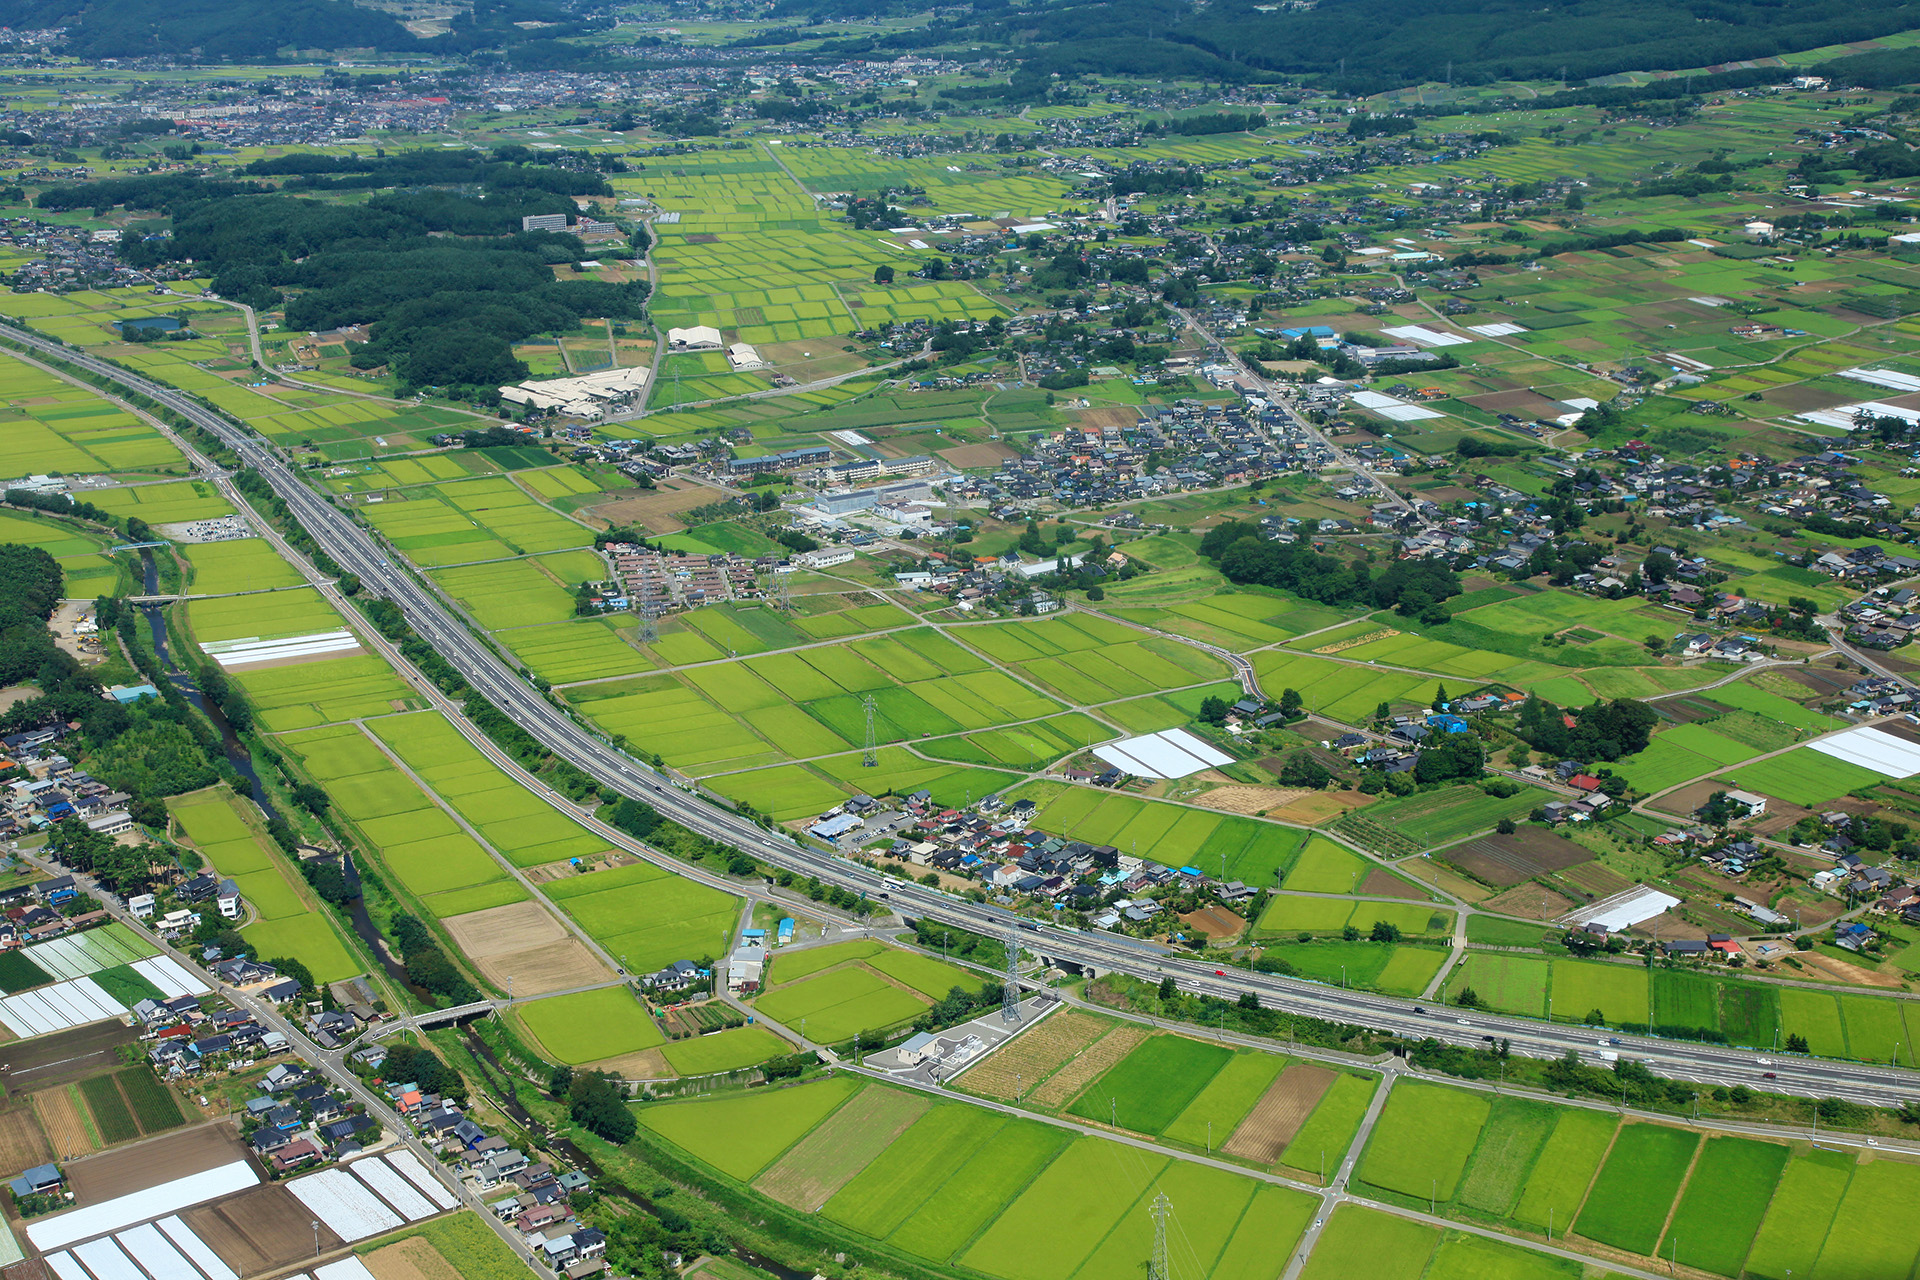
xmin=1568 ymin=774 xmax=1603 ymax=792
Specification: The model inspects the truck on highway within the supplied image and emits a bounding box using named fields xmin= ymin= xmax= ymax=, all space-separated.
xmin=1593 ymin=1050 xmax=1618 ymax=1063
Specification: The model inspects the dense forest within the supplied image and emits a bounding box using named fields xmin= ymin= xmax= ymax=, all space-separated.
xmin=0 ymin=0 xmax=412 ymax=59
xmin=774 ymin=0 xmax=1920 ymax=90
xmin=89 ymin=157 xmax=648 ymax=398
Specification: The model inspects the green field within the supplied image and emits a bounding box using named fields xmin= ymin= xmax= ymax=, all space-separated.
xmin=1746 ymin=1148 xmax=1853 ymax=1280
xmin=1574 ymin=1123 xmax=1698 ymax=1256
xmin=1299 ymin=1206 xmax=1439 ymax=1280
xmin=1280 ymin=1072 xmax=1378 ymax=1177
xmin=1455 ymin=1096 xmax=1558 ymax=1218
xmin=1065 ymin=1034 xmax=1232 ymax=1134
xmin=660 ymin=1025 xmax=790 ymax=1075
xmin=753 ymin=964 xmax=928 ymax=1043
xmin=515 ymin=987 xmax=665 ymax=1064
xmin=637 ymin=1074 xmax=864 ymax=1181
xmin=1660 ymin=1136 xmax=1788 ymax=1277
xmin=1162 ymin=1050 xmax=1287 ymax=1150
xmin=1358 ymin=1081 xmax=1489 ymax=1202
xmin=1511 ymin=1107 xmax=1617 ymax=1234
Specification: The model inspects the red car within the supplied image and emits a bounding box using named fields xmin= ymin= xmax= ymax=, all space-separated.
xmin=1214 ymin=969 xmax=1226 ymax=976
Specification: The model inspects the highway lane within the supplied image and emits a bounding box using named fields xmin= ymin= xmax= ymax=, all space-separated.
xmin=14 ymin=320 xmax=1920 ymax=1106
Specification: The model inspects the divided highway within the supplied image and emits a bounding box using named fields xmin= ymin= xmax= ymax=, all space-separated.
xmin=19 ymin=319 xmax=1920 ymax=1109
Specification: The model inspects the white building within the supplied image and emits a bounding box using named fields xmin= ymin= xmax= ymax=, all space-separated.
xmin=794 ymin=547 xmax=856 ymax=570
xmin=725 ymin=342 xmax=766 ymax=370
xmin=667 ymin=325 xmax=723 ymax=349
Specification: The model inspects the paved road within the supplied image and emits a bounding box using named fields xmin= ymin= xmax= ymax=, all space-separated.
xmin=11 ymin=320 xmax=1920 ymax=1109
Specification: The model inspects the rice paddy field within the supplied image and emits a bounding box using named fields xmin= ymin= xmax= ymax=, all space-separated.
xmin=513 ymin=985 xmax=665 ymax=1064
xmin=363 ymin=476 xmax=594 ymax=567
xmin=0 ymin=351 xmax=184 ymax=473
xmin=543 ymin=860 xmax=738 ymax=978
xmin=1008 ymin=780 xmax=1307 ymax=883
xmin=166 ymin=788 xmax=360 ymax=983
xmin=276 ymin=720 xmax=528 ymax=918
xmin=751 ymin=940 xmax=984 ymax=1044
xmin=639 ymin=1075 xmax=1318 ymax=1280
xmin=229 ymin=652 xmax=417 ymax=731
xmin=182 ymin=538 xmax=305 ymax=595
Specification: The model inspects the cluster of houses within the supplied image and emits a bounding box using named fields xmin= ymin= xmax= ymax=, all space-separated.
xmin=140 ymin=981 xmax=294 ymax=1078
xmin=401 ymin=1087 xmax=607 ymax=1276
xmin=949 ymin=402 xmax=1329 ymax=509
xmin=813 ymin=791 xmax=1257 ymax=925
xmin=240 ymin=1061 xmax=376 ymax=1174
xmin=129 ymin=871 xmax=242 ymax=938
xmin=603 ymin=541 xmax=764 ymax=616
xmin=0 ymin=874 xmax=96 ymax=946
xmin=1 ymin=724 xmax=135 ymax=843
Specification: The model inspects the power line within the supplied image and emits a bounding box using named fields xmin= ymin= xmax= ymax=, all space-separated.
xmin=1002 ymin=921 xmax=1021 ymax=1022
xmin=861 ymin=693 xmax=878 ymax=768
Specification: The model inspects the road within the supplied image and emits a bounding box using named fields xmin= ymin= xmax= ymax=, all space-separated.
xmin=11 ymin=320 xmax=1920 ymax=1108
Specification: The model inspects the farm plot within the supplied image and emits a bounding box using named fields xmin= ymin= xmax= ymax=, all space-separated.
xmin=1746 ymin=1148 xmax=1853 ymax=1280
xmin=753 ymin=1087 xmax=930 ymax=1212
xmin=1009 ymin=782 xmax=1306 ymax=883
xmin=439 ymin=901 xmax=608 ymax=997
xmin=660 ymin=1026 xmax=789 ymax=1076
xmin=1442 ymin=828 xmax=1594 ymax=888
xmin=231 ymin=654 xmax=413 ymax=731
xmin=752 ymin=965 xmax=929 ymax=1044
xmin=1223 ymin=1062 xmax=1334 ymax=1164
xmin=1064 ymin=1034 xmax=1232 ymax=1134
xmin=1357 ymin=1081 xmax=1489 ymax=1202
xmin=1279 ymin=1072 xmax=1378 ymax=1178
xmin=1660 ymin=1136 xmax=1788 ymax=1277
xmin=514 ymin=987 xmax=664 ymax=1065
xmin=1454 ymin=953 xmax=1550 ymax=1018
xmin=955 ymin=1009 xmax=1111 ymax=1101
xmin=638 ymin=1074 xmax=865 ymax=1183
xmin=362 ymin=476 xmax=590 ymax=565
xmin=1455 ymin=1096 xmax=1557 ymax=1219
xmin=1299 ymin=1206 xmax=1438 ymax=1280
xmin=1809 ymin=1160 xmax=1920 ymax=1280
xmin=1550 ymin=958 xmax=1649 ymax=1029
xmin=887 ymin=1119 xmax=1070 ymax=1262
xmin=1511 ymin=1107 xmax=1617 ymax=1234
xmin=544 ymin=861 xmax=738 ymax=978
xmin=822 ymin=1104 xmax=1009 ymax=1240
xmin=1162 ymin=1050 xmax=1286 ymax=1151
xmin=1719 ymin=748 xmax=1887 ymax=808
xmin=1574 ymin=1123 xmax=1699 ymax=1256
xmin=429 ymin=557 xmax=584 ymax=630
xmin=1343 ymin=786 xmax=1543 ymax=850
xmin=960 ymin=1136 xmax=1169 ymax=1280
xmin=184 ymin=539 xmax=304 ymax=595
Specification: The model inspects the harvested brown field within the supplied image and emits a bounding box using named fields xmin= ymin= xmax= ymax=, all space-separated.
xmin=1482 ymin=884 xmax=1576 ymax=919
xmin=1359 ymin=870 xmax=1431 ymax=900
xmin=1397 ymin=858 xmax=1492 ymax=903
xmin=591 ymin=1048 xmax=672 ymax=1080
xmin=590 ymin=479 xmax=721 ymax=534
xmin=1068 ymin=406 xmax=1139 ymax=430
xmin=1559 ymin=862 xmax=1633 ymax=899
xmin=363 ymin=1237 xmax=463 ymax=1280
xmin=1650 ymin=779 xmax=1723 ymax=817
xmin=957 ymin=1008 xmax=1108 ymax=1101
xmin=184 ymin=1183 xmax=345 ymax=1276
xmin=938 ymin=442 xmax=1021 ymax=469
xmin=1030 ymin=1025 xmax=1148 ymax=1109
xmin=1194 ymin=785 xmax=1299 ymax=816
xmin=31 ymin=1087 xmax=95 ymax=1161
xmin=1801 ymin=952 xmax=1904 ymax=988
xmin=442 ymin=901 xmax=610 ymax=995
xmin=0 ymin=1105 xmax=49 ymax=1177
xmin=1315 ymin=629 xmax=1398 ymax=655
xmin=1655 ymin=696 xmax=1735 ymax=725
xmin=753 ymin=1087 xmax=929 ymax=1212
xmin=4 ymin=1021 xmax=136 ymax=1093
xmin=1180 ymin=906 xmax=1246 ymax=939
xmin=1222 ymin=1063 xmax=1334 ymax=1165
xmin=1269 ymin=791 xmax=1368 ymax=826
xmin=69 ymin=1123 xmax=243 ymax=1204
xmin=1772 ymin=666 xmax=1856 ymax=699
xmin=1443 ymin=829 xmax=1594 ymax=888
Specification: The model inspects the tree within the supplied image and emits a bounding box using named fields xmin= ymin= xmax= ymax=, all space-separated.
xmin=1786 ymin=1033 xmax=1810 ymax=1053
xmin=568 ymin=1070 xmax=636 ymax=1143
xmin=1496 ymin=817 xmax=1517 ymax=835
xmin=873 ymin=264 xmax=894 ymax=285
xmin=1277 ymin=752 xmax=1332 ymax=789
xmin=1158 ymin=975 xmax=1177 ymax=1001
xmin=1455 ymin=987 xmax=1481 ymax=1008
xmin=1370 ymin=920 xmax=1401 ymax=943
xmin=1198 ymin=696 xmax=1229 ymax=725
xmin=1279 ymin=687 xmax=1303 ymax=717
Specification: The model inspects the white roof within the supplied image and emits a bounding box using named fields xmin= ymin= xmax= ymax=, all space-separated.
xmin=667 ymin=325 xmax=722 ymax=347
xmin=1840 ymin=367 xmax=1920 ymax=393
xmin=1564 ymin=886 xmax=1680 ymax=933
xmin=1092 ymin=728 xmax=1232 ymax=780
xmin=28 ymin=1163 xmax=259 ymax=1250
xmin=1807 ymin=726 xmax=1920 ymax=777
xmin=1380 ymin=324 xmax=1470 ymax=348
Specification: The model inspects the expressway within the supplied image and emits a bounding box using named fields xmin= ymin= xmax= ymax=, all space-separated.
xmin=13 ymin=319 xmax=1920 ymax=1109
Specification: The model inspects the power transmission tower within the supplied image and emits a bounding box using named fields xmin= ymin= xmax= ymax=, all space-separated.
xmin=1147 ymin=1193 xmax=1172 ymax=1280
xmin=773 ymin=564 xmax=792 ymax=612
xmin=1002 ymin=922 xmax=1021 ymax=1022
xmin=861 ymin=693 xmax=878 ymax=767
xmin=637 ymin=586 xmax=659 ymax=645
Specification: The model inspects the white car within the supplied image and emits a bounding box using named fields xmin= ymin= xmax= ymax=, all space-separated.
xmin=1457 ymin=1018 xmax=1471 ymax=1026
xmin=1756 ymin=1058 xmax=1773 ymax=1066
